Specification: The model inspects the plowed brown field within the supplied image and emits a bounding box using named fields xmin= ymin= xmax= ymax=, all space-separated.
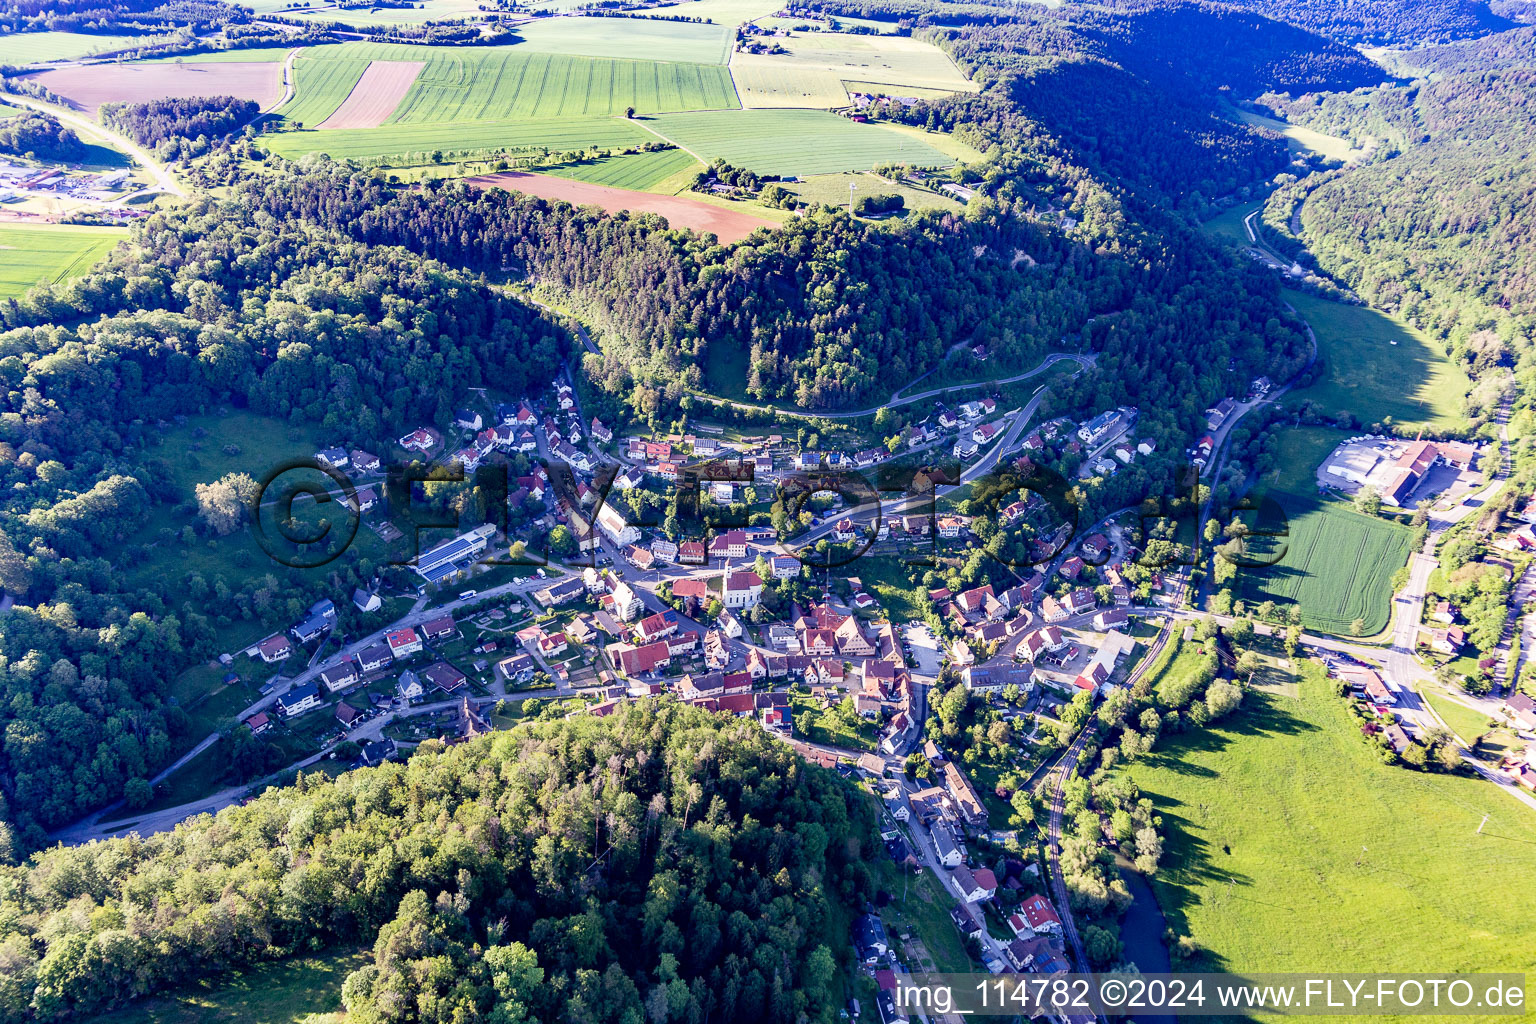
xmin=467 ymin=171 xmax=774 ymax=243
xmin=316 ymin=60 xmax=424 ymax=130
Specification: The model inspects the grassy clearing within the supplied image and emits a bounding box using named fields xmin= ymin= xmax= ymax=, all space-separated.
xmin=512 ymin=16 xmax=733 ymax=64
xmin=785 ymin=170 xmax=963 ymax=214
xmin=1203 ymin=199 xmax=1261 ymax=245
xmin=545 ymin=147 xmax=702 ymax=191
xmin=1228 ymin=105 xmax=1359 ymax=162
xmin=645 ymin=108 xmax=951 ymax=175
xmin=0 ymin=224 xmax=125 ymax=300
xmin=262 ymin=116 xmax=651 ymax=161
xmin=81 ymin=949 xmax=367 ymax=1024
xmin=850 ymin=554 xmax=928 ymax=624
xmin=0 ymin=31 xmax=168 ymax=63
xmin=1235 ymin=426 xmax=1415 ymax=636
xmin=1285 ymin=288 xmax=1469 ymax=434
xmin=278 ymin=56 xmax=372 ymax=127
xmin=1126 ymin=663 xmax=1536 ymax=982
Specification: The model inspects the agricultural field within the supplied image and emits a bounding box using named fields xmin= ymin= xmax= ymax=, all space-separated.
xmin=468 ymin=171 xmax=773 ymax=243
xmin=1284 ymin=289 xmax=1470 ymax=434
xmin=512 ymin=16 xmax=733 ymax=65
xmin=26 ymin=61 xmax=286 ymax=114
xmin=645 ymin=108 xmax=952 ymax=175
xmin=0 ymin=31 xmax=169 ymax=64
xmin=730 ymin=31 xmax=976 ymax=108
xmin=0 ymin=224 xmax=126 ymax=300
xmin=784 ymin=171 xmax=964 ymax=214
xmin=283 ymin=43 xmax=739 ymax=123
xmin=278 ymin=56 xmax=373 ymax=127
xmin=636 ymin=0 xmax=781 ymax=22
xmin=317 ymin=60 xmax=425 ymax=129
xmin=1235 ymin=426 xmax=1415 ymax=636
xmin=1126 ymin=663 xmax=1536 ymax=980
xmin=283 ymin=0 xmax=487 ymax=25
xmin=262 ymin=116 xmax=652 ymax=162
xmin=544 ymin=146 xmax=702 ymax=191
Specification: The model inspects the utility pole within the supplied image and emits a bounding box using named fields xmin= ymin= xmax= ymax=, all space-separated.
xmin=848 ymin=181 xmax=856 ymax=216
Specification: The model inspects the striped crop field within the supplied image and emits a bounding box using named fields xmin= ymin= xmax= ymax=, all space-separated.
xmin=0 ymin=225 xmax=126 ymax=300
xmin=278 ymin=56 xmax=373 ymax=127
xmin=545 ymin=147 xmax=702 ymax=191
xmin=261 ymin=116 xmax=653 ymax=162
xmin=287 ymin=44 xmax=738 ymax=123
xmin=645 ymin=108 xmax=952 ymax=176
xmin=512 ymin=16 xmax=733 ymax=65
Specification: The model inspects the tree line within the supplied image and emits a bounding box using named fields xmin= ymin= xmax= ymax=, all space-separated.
xmin=0 ymin=704 xmax=879 ymax=1024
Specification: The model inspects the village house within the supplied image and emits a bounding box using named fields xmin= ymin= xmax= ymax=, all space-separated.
xmin=277 ymin=683 xmax=322 ymax=718
xmin=256 ymin=634 xmax=293 ymax=663
xmin=320 ymin=662 xmax=359 ymax=693
xmin=387 ymin=627 xmax=423 ymax=659
xmin=950 ymin=864 xmax=998 ymax=904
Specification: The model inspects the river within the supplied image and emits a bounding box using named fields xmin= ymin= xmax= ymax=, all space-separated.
xmin=1117 ymin=857 xmax=1177 ymax=1024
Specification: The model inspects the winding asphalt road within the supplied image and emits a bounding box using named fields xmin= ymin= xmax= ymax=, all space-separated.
xmin=5 ymin=93 xmax=185 ymax=198
xmin=690 ymin=352 xmax=1094 ymax=421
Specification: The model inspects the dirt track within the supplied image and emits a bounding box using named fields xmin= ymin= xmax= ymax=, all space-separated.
xmin=316 ymin=60 xmax=424 ymax=130
xmin=25 ymin=62 xmax=285 ymax=113
xmin=466 ymin=171 xmax=775 ymax=243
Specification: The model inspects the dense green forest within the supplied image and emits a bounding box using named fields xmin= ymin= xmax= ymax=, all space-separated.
xmin=101 ymin=96 xmax=258 ymax=159
xmin=0 ymin=705 xmax=876 ymax=1024
xmin=0 ymin=199 xmax=566 ymax=844
xmin=1258 ymin=69 xmax=1536 ymax=427
xmin=0 ymin=113 xmax=86 ymax=162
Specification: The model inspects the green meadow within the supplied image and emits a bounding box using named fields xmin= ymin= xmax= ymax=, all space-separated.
xmin=546 ymin=146 xmax=702 ymax=191
xmin=1285 ymin=288 xmax=1470 ymax=434
xmin=262 ymin=116 xmax=652 ymax=161
xmin=1126 ymin=663 xmax=1536 ymax=990
xmin=0 ymin=224 xmax=126 ymax=300
xmin=645 ymin=108 xmax=952 ymax=175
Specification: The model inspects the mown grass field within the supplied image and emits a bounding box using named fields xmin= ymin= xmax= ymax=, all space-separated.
xmin=786 ymin=171 xmax=963 ymax=213
xmin=1235 ymin=426 xmax=1414 ymax=636
xmin=646 ymin=108 xmax=951 ymax=175
xmin=278 ymin=56 xmax=372 ymax=127
xmin=730 ymin=30 xmax=975 ymax=108
xmin=1126 ymin=663 xmax=1536 ymax=986
xmin=287 ymin=43 xmax=739 ymax=122
xmin=262 ymin=116 xmax=652 ymax=161
xmin=513 ymin=16 xmax=733 ymax=64
xmin=1285 ymin=288 xmax=1469 ymax=434
xmin=0 ymin=30 xmax=168 ymax=63
xmin=545 ymin=146 xmax=701 ymax=191
xmin=81 ymin=949 xmax=367 ymax=1024
xmin=0 ymin=224 xmax=125 ymax=300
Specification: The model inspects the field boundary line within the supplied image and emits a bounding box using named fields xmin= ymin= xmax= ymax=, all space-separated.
xmin=627 ymin=116 xmax=707 ymax=164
